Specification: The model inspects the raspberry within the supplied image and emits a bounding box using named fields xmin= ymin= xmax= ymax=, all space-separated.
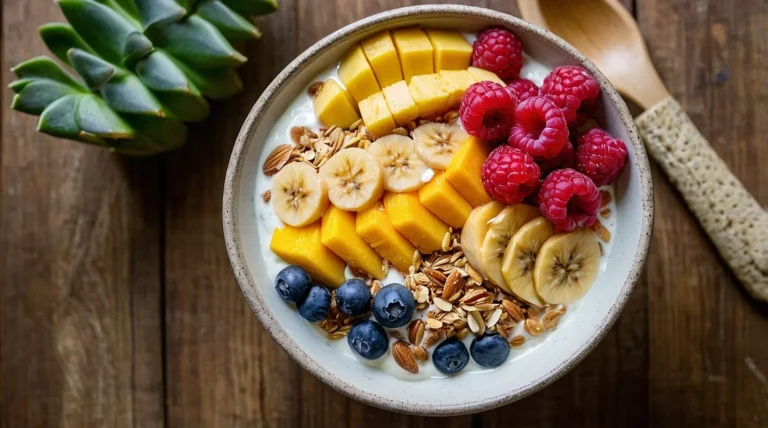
xmin=541 ymin=66 xmax=600 ymax=104
xmin=460 ymin=81 xmax=518 ymax=141
xmin=508 ymin=96 xmax=568 ymax=160
xmin=472 ymin=28 xmax=524 ymax=80
xmin=575 ymin=128 xmax=628 ymax=186
xmin=543 ymin=93 xmax=581 ymax=124
xmin=538 ymin=140 xmax=574 ymax=174
xmin=539 ymin=169 xmax=600 ymax=231
xmin=481 ymin=146 xmax=541 ymax=205
xmin=507 ymin=79 xmax=539 ymax=102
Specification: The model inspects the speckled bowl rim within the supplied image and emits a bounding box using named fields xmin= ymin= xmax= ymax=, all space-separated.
xmin=223 ymin=4 xmax=654 ymax=416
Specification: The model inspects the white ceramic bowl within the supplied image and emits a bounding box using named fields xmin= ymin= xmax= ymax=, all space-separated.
xmin=223 ymin=5 xmax=653 ymax=415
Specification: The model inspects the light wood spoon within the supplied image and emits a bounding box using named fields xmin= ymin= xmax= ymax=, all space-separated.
xmin=519 ymin=0 xmax=768 ymax=302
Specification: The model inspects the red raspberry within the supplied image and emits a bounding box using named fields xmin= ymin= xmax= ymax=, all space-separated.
xmin=541 ymin=66 xmax=600 ymax=104
xmin=538 ymin=140 xmax=574 ymax=174
xmin=472 ymin=28 xmax=524 ymax=80
xmin=507 ymin=79 xmax=539 ymax=102
xmin=543 ymin=93 xmax=581 ymax=124
xmin=539 ymin=169 xmax=600 ymax=231
xmin=575 ymin=128 xmax=628 ymax=186
xmin=460 ymin=81 xmax=518 ymax=141
xmin=481 ymin=146 xmax=541 ymax=205
xmin=508 ymin=96 xmax=568 ymax=160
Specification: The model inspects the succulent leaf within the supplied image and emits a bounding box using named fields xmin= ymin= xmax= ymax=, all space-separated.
xmin=37 ymin=94 xmax=101 ymax=144
xmin=123 ymin=31 xmax=155 ymax=66
xmin=39 ymin=23 xmax=95 ymax=66
xmin=12 ymin=56 xmax=85 ymax=90
xmin=221 ymin=0 xmax=278 ymax=16
xmin=12 ymin=80 xmax=81 ymax=115
xmin=197 ymin=1 xmax=261 ymax=42
xmin=171 ymin=60 xmax=243 ymax=99
xmin=75 ymin=94 xmax=136 ymax=139
xmin=154 ymin=14 xmax=247 ymax=69
xmin=135 ymin=51 xmax=210 ymax=121
xmin=101 ymin=74 xmax=169 ymax=117
xmin=9 ymin=79 xmax=34 ymax=94
xmin=68 ymin=48 xmax=116 ymax=90
xmin=133 ymin=0 xmax=186 ymax=32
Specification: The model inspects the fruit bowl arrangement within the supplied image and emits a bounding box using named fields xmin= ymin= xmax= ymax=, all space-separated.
xmin=224 ymin=5 xmax=652 ymax=415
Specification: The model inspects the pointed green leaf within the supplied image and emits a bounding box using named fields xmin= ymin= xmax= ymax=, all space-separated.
xmin=173 ymin=0 xmax=199 ymax=10
xmin=155 ymin=14 xmax=246 ymax=69
xmin=37 ymin=94 xmax=100 ymax=144
xmin=68 ymin=48 xmax=116 ymax=90
xmin=12 ymin=56 xmax=85 ymax=89
xmin=11 ymin=80 xmax=81 ymax=115
xmin=123 ymin=31 xmax=155 ymax=65
xmin=221 ymin=0 xmax=278 ymax=16
xmin=39 ymin=23 xmax=95 ymax=67
xmin=172 ymin=60 xmax=243 ymax=99
xmin=91 ymin=0 xmax=141 ymax=26
xmin=124 ymin=115 xmax=188 ymax=150
xmin=133 ymin=0 xmax=185 ymax=32
xmin=101 ymin=74 xmax=168 ymax=117
xmin=197 ymin=1 xmax=261 ymax=42
xmin=9 ymin=79 xmax=34 ymax=93
xmin=75 ymin=94 xmax=135 ymax=139
xmin=135 ymin=51 xmax=210 ymax=121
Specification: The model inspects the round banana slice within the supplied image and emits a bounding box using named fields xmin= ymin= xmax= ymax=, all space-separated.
xmin=501 ymin=217 xmax=554 ymax=307
xmin=412 ymin=122 xmax=468 ymax=169
xmin=533 ymin=229 xmax=601 ymax=304
xmin=481 ymin=204 xmax=540 ymax=290
xmin=367 ymin=134 xmax=429 ymax=192
xmin=271 ymin=162 xmax=329 ymax=227
xmin=319 ymin=148 xmax=384 ymax=212
xmin=460 ymin=201 xmax=506 ymax=279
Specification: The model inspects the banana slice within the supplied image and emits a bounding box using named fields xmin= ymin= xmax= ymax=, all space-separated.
xmin=460 ymin=201 xmax=505 ymax=278
xmin=481 ymin=204 xmax=540 ymax=290
xmin=319 ymin=147 xmax=384 ymax=212
xmin=501 ymin=217 xmax=554 ymax=307
xmin=533 ymin=229 xmax=601 ymax=304
xmin=367 ymin=134 xmax=429 ymax=192
xmin=412 ymin=122 xmax=469 ymax=169
xmin=271 ymin=161 xmax=329 ymax=227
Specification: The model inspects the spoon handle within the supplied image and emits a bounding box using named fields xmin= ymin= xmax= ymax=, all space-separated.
xmin=635 ymin=97 xmax=768 ymax=301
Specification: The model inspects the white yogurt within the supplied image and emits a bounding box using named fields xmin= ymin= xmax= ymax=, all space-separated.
xmin=254 ymin=38 xmax=618 ymax=380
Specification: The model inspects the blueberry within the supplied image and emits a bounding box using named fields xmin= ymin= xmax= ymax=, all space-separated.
xmin=275 ymin=265 xmax=311 ymax=304
xmin=297 ymin=286 xmax=331 ymax=322
xmin=347 ymin=320 xmax=388 ymax=360
xmin=335 ymin=279 xmax=371 ymax=317
xmin=432 ymin=337 xmax=469 ymax=375
xmin=470 ymin=333 xmax=510 ymax=368
xmin=371 ymin=283 xmax=415 ymax=328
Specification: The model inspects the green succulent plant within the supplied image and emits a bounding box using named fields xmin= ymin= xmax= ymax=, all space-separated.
xmin=9 ymin=0 xmax=277 ymax=155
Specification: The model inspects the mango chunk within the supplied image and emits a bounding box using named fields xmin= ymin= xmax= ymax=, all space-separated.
xmin=419 ymin=171 xmax=473 ymax=229
xmin=439 ymin=69 xmax=476 ymax=109
xmin=270 ymin=221 xmax=346 ymax=287
xmin=382 ymin=81 xmax=419 ymax=127
xmin=392 ymin=27 xmax=434 ymax=83
xmin=314 ymin=79 xmax=360 ymax=129
xmin=467 ymin=66 xmax=506 ymax=85
xmin=356 ymin=202 xmax=416 ymax=273
xmin=425 ymin=29 xmax=473 ymax=71
xmin=361 ymin=31 xmax=403 ymax=88
xmin=321 ymin=206 xmax=385 ymax=279
xmin=358 ymin=92 xmax=396 ymax=137
xmin=383 ymin=192 xmax=450 ymax=254
xmin=338 ymin=45 xmax=381 ymax=103
xmin=445 ymin=137 xmax=493 ymax=207
xmin=408 ymin=74 xmax=450 ymax=118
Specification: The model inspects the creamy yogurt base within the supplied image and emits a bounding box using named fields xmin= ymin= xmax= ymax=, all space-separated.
xmin=254 ymin=43 xmax=617 ymax=380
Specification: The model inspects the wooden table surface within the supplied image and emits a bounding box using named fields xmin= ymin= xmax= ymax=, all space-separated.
xmin=2 ymin=0 xmax=767 ymax=427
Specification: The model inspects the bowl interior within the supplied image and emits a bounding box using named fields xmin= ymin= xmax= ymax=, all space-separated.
xmin=224 ymin=5 xmax=652 ymax=416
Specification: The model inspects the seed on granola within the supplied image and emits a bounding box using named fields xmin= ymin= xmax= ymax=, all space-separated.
xmin=328 ymin=331 xmax=347 ymax=340
xmin=542 ymin=310 xmax=565 ymax=331
xmin=308 ymin=81 xmax=324 ymax=97
xmin=262 ymin=190 xmax=271 ymax=203
xmin=392 ymin=340 xmax=419 ymax=374
xmin=502 ymin=299 xmax=525 ymax=323
xmin=350 ymin=118 xmax=363 ymax=131
xmin=600 ymin=208 xmax=611 ymax=218
xmin=412 ymin=345 xmax=429 ymax=361
xmin=426 ymin=318 xmax=444 ymax=330
xmin=600 ymin=190 xmax=612 ymax=208
xmin=441 ymin=231 xmax=452 ymax=252
xmin=486 ymin=308 xmax=503 ymax=328
xmin=509 ymin=335 xmax=526 ymax=347
xmin=524 ymin=318 xmax=545 ymax=336
xmin=592 ymin=220 xmax=611 ymax=242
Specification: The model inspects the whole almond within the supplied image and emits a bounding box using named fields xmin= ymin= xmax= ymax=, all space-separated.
xmin=424 ymin=268 xmax=447 ymax=286
xmin=392 ymin=340 xmax=419 ymax=374
xmin=542 ymin=310 xmax=566 ymax=331
xmin=442 ymin=270 xmax=465 ymax=302
xmin=411 ymin=345 xmax=429 ymax=361
xmin=524 ymin=318 xmax=545 ymax=336
xmin=502 ymin=299 xmax=525 ymax=323
xmin=509 ymin=335 xmax=526 ymax=347
xmin=423 ymin=329 xmax=444 ymax=347
xmin=408 ymin=319 xmax=425 ymax=345
xmin=263 ymin=144 xmax=293 ymax=176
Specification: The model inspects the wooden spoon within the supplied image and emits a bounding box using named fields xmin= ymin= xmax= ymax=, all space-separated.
xmin=520 ymin=0 xmax=768 ymax=302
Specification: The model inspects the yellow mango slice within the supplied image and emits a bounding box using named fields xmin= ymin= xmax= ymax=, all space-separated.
xmin=439 ymin=69 xmax=476 ymax=109
xmin=338 ymin=45 xmax=381 ymax=103
xmin=382 ymin=81 xmax=419 ymax=127
xmin=321 ymin=206 xmax=385 ymax=279
xmin=445 ymin=137 xmax=493 ymax=207
xmin=314 ymin=79 xmax=360 ymax=129
xmin=270 ymin=221 xmax=346 ymax=287
xmin=361 ymin=31 xmax=403 ymax=88
xmin=356 ymin=202 xmax=416 ymax=273
xmin=467 ymin=66 xmax=506 ymax=85
xmin=383 ymin=192 xmax=450 ymax=254
xmin=425 ymin=29 xmax=473 ymax=71
xmin=419 ymin=171 xmax=473 ymax=229
xmin=408 ymin=74 xmax=450 ymax=118
xmin=358 ymin=92 xmax=396 ymax=137
xmin=392 ymin=27 xmax=434 ymax=83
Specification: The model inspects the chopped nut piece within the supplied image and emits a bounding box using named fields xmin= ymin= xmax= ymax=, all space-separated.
xmin=524 ymin=318 xmax=545 ymax=336
xmin=592 ymin=220 xmax=611 ymax=242
xmin=308 ymin=81 xmax=324 ymax=97
xmin=486 ymin=308 xmax=503 ymax=328
xmin=600 ymin=190 xmax=612 ymax=208
xmin=423 ymin=329 xmax=444 ymax=347
xmin=542 ymin=310 xmax=565 ymax=331
xmin=262 ymin=144 xmax=293 ymax=176
xmin=433 ymin=297 xmax=453 ymax=312
xmin=509 ymin=335 xmax=526 ymax=347
xmin=600 ymin=208 xmax=611 ymax=218
xmin=502 ymin=299 xmax=525 ymax=323
xmin=262 ymin=190 xmax=271 ymax=203
xmin=426 ymin=318 xmax=444 ymax=330
xmin=408 ymin=319 xmax=426 ymax=345
xmin=412 ymin=345 xmax=429 ymax=361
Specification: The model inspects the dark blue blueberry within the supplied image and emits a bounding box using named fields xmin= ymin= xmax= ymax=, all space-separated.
xmin=470 ymin=333 xmax=510 ymax=368
xmin=335 ymin=279 xmax=371 ymax=317
xmin=371 ymin=283 xmax=415 ymax=328
xmin=432 ymin=337 xmax=469 ymax=375
xmin=297 ymin=286 xmax=331 ymax=322
xmin=347 ymin=320 xmax=388 ymax=360
xmin=275 ymin=265 xmax=312 ymax=303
